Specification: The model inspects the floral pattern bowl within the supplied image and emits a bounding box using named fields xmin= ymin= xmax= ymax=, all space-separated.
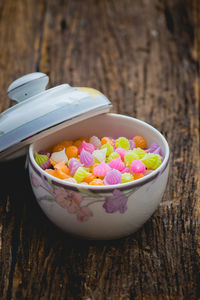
xmin=28 ymin=113 xmax=170 ymax=240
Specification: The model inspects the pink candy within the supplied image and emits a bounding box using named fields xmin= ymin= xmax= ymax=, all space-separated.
xmin=80 ymin=148 xmax=94 ymax=167
xmin=121 ymin=167 xmax=130 ymax=174
xmin=108 ymin=157 xmax=125 ymax=171
xmin=78 ymin=140 xmax=96 ymax=154
xmin=93 ymin=162 xmax=111 ymax=177
xmin=130 ymin=160 xmax=146 ymax=173
xmin=115 ymin=148 xmax=127 ymax=161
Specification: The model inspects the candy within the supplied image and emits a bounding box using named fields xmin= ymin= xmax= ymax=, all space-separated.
xmin=45 ymin=169 xmax=60 ymax=178
xmin=115 ymin=137 xmax=130 ymax=150
xmin=141 ymin=153 xmax=162 ymax=170
xmin=130 ymin=160 xmax=146 ymax=173
xmin=106 ymin=152 xmax=120 ymax=162
xmin=89 ymin=179 xmax=104 ymax=185
xmin=36 ymin=134 xmax=164 ymax=185
xmin=35 ymin=152 xmax=49 ymax=166
xmin=146 ymin=143 xmax=160 ymax=153
xmin=79 ymin=140 xmax=96 ymax=154
xmin=65 ymin=145 xmax=78 ymax=159
xmin=83 ymin=174 xmax=96 ymax=184
xmin=40 ymin=160 xmax=52 ymax=170
xmin=133 ymin=136 xmax=147 ymax=149
xmin=115 ymin=148 xmax=127 ymax=161
xmin=121 ymin=173 xmax=134 ymax=183
xmin=100 ymin=142 xmax=114 ymax=156
xmin=73 ymin=139 xmax=83 ymax=148
xmin=68 ymin=158 xmax=82 ymax=175
xmin=60 ymin=141 xmax=73 ymax=148
xmin=104 ymin=169 xmax=122 ymax=185
xmin=56 ymin=169 xmax=71 ymax=179
xmin=92 ymin=148 xmax=107 ymax=163
xmin=121 ymin=167 xmax=130 ymax=174
xmin=133 ymin=173 xmax=145 ymax=180
xmin=92 ymin=162 xmax=111 ymax=177
xmin=108 ymin=157 xmax=125 ymax=171
xmin=38 ymin=150 xmax=50 ymax=157
xmin=74 ymin=167 xmax=90 ymax=183
xmin=51 ymin=148 xmax=68 ymax=163
xmin=129 ymin=139 xmax=136 ymax=150
xmin=124 ymin=151 xmax=139 ymax=166
xmin=80 ymin=149 xmax=94 ymax=167
xmin=101 ymin=137 xmax=114 ymax=146
xmin=89 ymin=136 xmax=101 ymax=148
xmin=54 ymin=161 xmax=69 ymax=174
xmin=132 ymin=148 xmax=146 ymax=159
xmin=52 ymin=144 xmax=65 ymax=152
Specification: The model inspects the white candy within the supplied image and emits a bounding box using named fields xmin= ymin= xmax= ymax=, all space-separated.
xmin=51 ymin=148 xmax=68 ymax=163
xmin=89 ymin=136 xmax=101 ymax=149
xmin=92 ymin=148 xmax=107 ymax=163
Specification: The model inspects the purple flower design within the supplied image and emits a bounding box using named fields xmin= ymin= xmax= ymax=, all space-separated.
xmin=30 ymin=173 xmax=40 ymax=188
xmin=103 ymin=189 xmax=128 ymax=214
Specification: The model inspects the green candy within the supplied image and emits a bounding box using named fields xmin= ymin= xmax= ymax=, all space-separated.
xmin=74 ymin=167 xmax=90 ymax=183
xmin=115 ymin=137 xmax=130 ymax=150
xmin=35 ymin=152 xmax=49 ymax=166
xmin=121 ymin=173 xmax=134 ymax=183
xmin=132 ymin=148 xmax=146 ymax=159
xmin=100 ymin=143 xmax=114 ymax=157
xmin=124 ymin=151 xmax=139 ymax=166
xmin=106 ymin=152 xmax=120 ymax=163
xmin=141 ymin=153 xmax=162 ymax=170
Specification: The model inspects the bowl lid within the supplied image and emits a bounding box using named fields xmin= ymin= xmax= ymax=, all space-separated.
xmin=0 ymin=72 xmax=112 ymax=161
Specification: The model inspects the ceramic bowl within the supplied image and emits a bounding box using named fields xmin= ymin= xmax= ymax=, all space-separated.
xmin=28 ymin=113 xmax=170 ymax=240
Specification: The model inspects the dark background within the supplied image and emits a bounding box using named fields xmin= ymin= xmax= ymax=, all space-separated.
xmin=0 ymin=0 xmax=199 ymax=299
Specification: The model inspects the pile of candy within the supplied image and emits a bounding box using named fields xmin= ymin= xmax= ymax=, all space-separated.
xmin=34 ymin=136 xmax=164 ymax=186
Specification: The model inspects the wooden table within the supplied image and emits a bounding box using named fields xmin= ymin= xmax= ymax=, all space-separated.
xmin=0 ymin=0 xmax=199 ymax=299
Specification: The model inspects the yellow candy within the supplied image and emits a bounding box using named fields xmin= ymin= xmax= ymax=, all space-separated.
xmin=106 ymin=152 xmax=120 ymax=163
xmin=132 ymin=148 xmax=146 ymax=159
xmin=124 ymin=151 xmax=139 ymax=166
xmin=121 ymin=173 xmax=134 ymax=183
xmin=35 ymin=152 xmax=49 ymax=166
xmin=100 ymin=143 xmax=114 ymax=157
xmin=141 ymin=153 xmax=162 ymax=170
xmin=115 ymin=137 xmax=130 ymax=150
xmin=74 ymin=167 xmax=90 ymax=183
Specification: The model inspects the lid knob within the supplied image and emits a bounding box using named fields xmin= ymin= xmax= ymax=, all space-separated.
xmin=7 ymin=72 xmax=49 ymax=103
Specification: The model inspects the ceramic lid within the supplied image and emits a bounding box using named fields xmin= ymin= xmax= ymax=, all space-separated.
xmin=0 ymin=72 xmax=112 ymax=161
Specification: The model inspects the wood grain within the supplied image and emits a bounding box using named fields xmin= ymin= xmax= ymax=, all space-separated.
xmin=0 ymin=0 xmax=199 ymax=299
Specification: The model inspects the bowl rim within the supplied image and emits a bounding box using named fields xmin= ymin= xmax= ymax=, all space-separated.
xmin=29 ymin=113 xmax=170 ymax=191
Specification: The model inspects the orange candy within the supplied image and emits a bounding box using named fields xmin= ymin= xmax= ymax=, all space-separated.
xmin=101 ymin=137 xmax=114 ymax=146
xmin=133 ymin=136 xmax=147 ymax=149
xmin=89 ymin=178 xmax=104 ymax=185
xmin=49 ymin=157 xmax=58 ymax=167
xmin=60 ymin=141 xmax=73 ymax=148
xmin=54 ymin=161 xmax=69 ymax=174
xmin=83 ymin=174 xmax=96 ymax=184
xmin=52 ymin=144 xmax=65 ymax=152
xmin=90 ymin=163 xmax=99 ymax=173
xmin=45 ymin=169 xmax=60 ymax=178
xmin=80 ymin=137 xmax=89 ymax=142
xmin=45 ymin=168 xmax=70 ymax=179
xmin=65 ymin=146 xmax=78 ymax=159
xmin=133 ymin=173 xmax=144 ymax=180
xmin=56 ymin=169 xmax=71 ymax=179
xmin=73 ymin=139 xmax=83 ymax=148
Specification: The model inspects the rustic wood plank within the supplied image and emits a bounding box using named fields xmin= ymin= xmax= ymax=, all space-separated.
xmin=0 ymin=0 xmax=199 ymax=299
